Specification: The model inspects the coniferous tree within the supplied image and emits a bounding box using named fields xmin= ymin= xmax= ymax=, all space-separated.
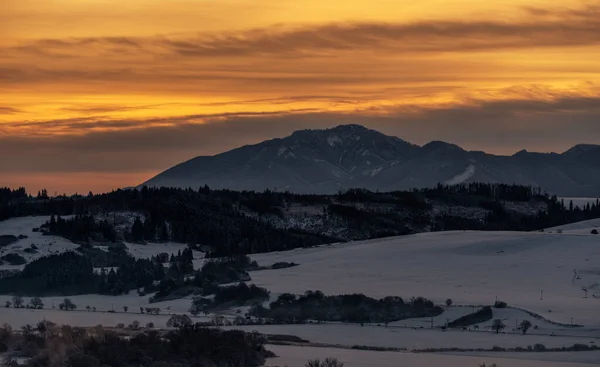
xmin=131 ymin=217 xmax=144 ymax=242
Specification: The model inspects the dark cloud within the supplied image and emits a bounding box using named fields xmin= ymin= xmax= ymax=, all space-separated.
xmin=59 ymin=104 xmax=156 ymax=114
xmin=1 ymin=108 xmax=321 ymax=135
xmin=4 ymin=3 xmax=600 ymax=61
xmin=2 ymin=95 xmax=600 ymax=178
xmin=0 ymin=106 xmax=22 ymax=114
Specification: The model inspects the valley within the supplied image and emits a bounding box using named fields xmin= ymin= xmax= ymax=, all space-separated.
xmin=1 ymin=211 xmax=600 ymax=366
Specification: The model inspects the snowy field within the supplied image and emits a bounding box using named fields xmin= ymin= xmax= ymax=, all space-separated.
xmin=549 ymin=219 xmax=600 ymax=234
xmin=266 ymin=345 xmax=599 ymax=367
xmin=0 ymin=306 xmax=176 ymax=329
xmin=2 ymin=215 xmax=600 ymax=365
xmin=224 ymin=323 xmax=598 ymax=350
xmin=0 ymin=216 xmax=79 ymax=269
xmin=249 ymin=228 xmax=600 ymax=327
xmin=0 ymin=215 xmax=201 ymax=268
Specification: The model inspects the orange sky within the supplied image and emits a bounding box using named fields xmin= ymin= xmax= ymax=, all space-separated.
xmin=2 ymin=0 xmax=600 ymax=194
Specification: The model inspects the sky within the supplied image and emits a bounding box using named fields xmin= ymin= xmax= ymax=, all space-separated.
xmin=2 ymin=0 xmax=600 ymax=194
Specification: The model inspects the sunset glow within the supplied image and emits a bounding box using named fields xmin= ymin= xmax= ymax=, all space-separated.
xmin=2 ymin=0 xmax=600 ymax=194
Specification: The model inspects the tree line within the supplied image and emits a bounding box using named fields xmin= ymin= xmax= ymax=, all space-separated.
xmin=248 ymin=291 xmax=443 ymax=325
xmin=3 ymin=184 xmax=600 ymax=258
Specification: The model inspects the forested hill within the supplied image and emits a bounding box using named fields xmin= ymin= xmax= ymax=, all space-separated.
xmin=1 ymin=184 xmax=600 ymax=257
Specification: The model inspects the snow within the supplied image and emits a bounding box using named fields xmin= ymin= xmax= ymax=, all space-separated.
xmin=0 ymin=216 xmax=198 ymax=269
xmin=266 ymin=345 xmax=597 ymax=367
xmin=327 ymin=135 xmax=343 ymax=147
xmin=248 ymin=229 xmax=600 ymax=327
xmin=0 ymin=291 xmax=217 ymax=328
xmin=0 ymin=216 xmax=79 ymax=268
xmin=226 ymin=323 xmax=597 ymax=351
xmin=549 ymin=219 xmax=600 ymax=232
xmin=366 ymin=167 xmax=383 ymax=177
xmin=124 ymin=241 xmax=191 ymax=260
xmin=446 ymin=164 xmax=476 ymax=185
xmin=3 ymin=216 xmax=600 ymax=365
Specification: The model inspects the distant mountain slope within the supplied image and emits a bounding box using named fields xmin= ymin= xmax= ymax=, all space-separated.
xmin=142 ymin=125 xmax=600 ymax=196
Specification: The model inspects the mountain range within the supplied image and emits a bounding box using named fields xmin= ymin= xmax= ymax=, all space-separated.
xmin=142 ymin=124 xmax=600 ymax=196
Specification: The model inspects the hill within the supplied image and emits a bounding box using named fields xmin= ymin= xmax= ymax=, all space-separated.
xmin=3 ymin=184 xmax=600 ymax=258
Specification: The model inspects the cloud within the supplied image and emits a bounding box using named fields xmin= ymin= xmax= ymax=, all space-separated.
xmin=2 ymin=94 xmax=600 ymax=177
xmin=0 ymin=106 xmax=22 ymax=114
xmin=3 ymin=3 xmax=600 ymax=62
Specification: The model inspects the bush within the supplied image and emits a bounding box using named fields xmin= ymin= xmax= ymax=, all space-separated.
xmin=250 ymin=291 xmax=441 ymax=324
xmin=271 ymin=262 xmax=298 ymax=270
xmin=29 ymin=297 xmax=44 ymax=309
xmin=59 ymin=298 xmax=76 ymax=311
xmin=1 ymin=254 xmax=26 ymax=265
xmin=12 ymin=295 xmax=24 ymax=308
xmin=191 ymin=283 xmax=269 ymax=315
xmin=167 ymin=315 xmax=192 ymax=328
xmin=0 ymin=235 xmax=18 ymax=247
xmin=591 ymin=229 xmax=599 ymax=235
xmin=494 ymin=300 xmax=507 ymax=308
xmin=306 ymin=358 xmax=344 ymax=367
xmin=533 ymin=343 xmax=547 ymax=352
xmin=492 ymin=319 xmax=506 ymax=334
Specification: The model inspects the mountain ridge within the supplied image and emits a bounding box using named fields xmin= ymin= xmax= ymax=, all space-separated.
xmin=141 ymin=125 xmax=600 ymax=196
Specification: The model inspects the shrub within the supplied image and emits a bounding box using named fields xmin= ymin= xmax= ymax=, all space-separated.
xmin=191 ymin=283 xmax=269 ymax=315
xmin=12 ymin=295 xmax=24 ymax=308
xmin=306 ymin=358 xmax=344 ymax=367
xmin=492 ymin=319 xmax=506 ymax=334
xmin=167 ymin=315 xmax=192 ymax=328
xmin=591 ymin=229 xmax=599 ymax=235
xmin=519 ymin=320 xmax=532 ymax=335
xmin=59 ymin=298 xmax=76 ymax=311
xmin=1 ymin=254 xmax=26 ymax=265
xmin=533 ymin=343 xmax=547 ymax=352
xmin=494 ymin=300 xmax=507 ymax=308
xmin=250 ymin=291 xmax=441 ymax=324
xmin=29 ymin=297 xmax=44 ymax=309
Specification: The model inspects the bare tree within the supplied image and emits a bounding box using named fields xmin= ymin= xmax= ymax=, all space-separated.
xmin=59 ymin=298 xmax=76 ymax=311
xmin=492 ymin=319 xmax=505 ymax=334
xmin=520 ymin=320 xmax=532 ymax=335
xmin=12 ymin=296 xmax=23 ymax=308
xmin=30 ymin=297 xmax=44 ymax=309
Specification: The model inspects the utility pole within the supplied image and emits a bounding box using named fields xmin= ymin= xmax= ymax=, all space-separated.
xmin=540 ymin=290 xmax=543 ymax=300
